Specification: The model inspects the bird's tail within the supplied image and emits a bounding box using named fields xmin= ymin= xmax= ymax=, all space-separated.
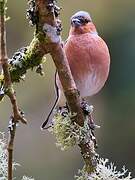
xmin=41 ymin=70 xmax=60 ymax=130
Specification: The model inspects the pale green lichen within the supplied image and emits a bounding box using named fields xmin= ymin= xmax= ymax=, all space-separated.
xmin=0 ymin=132 xmax=35 ymax=180
xmin=22 ymin=176 xmax=35 ymax=180
xmin=0 ymin=132 xmax=19 ymax=179
xmin=49 ymin=109 xmax=94 ymax=151
xmin=0 ymin=132 xmax=8 ymax=179
xmin=75 ymin=158 xmax=135 ymax=180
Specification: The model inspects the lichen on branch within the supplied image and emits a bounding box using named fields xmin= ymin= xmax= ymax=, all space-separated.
xmin=0 ymin=0 xmax=50 ymax=99
xmin=49 ymin=108 xmax=95 ymax=151
xmin=8 ymin=34 xmax=46 ymax=83
xmin=75 ymin=158 xmax=135 ymax=180
xmin=0 ymin=32 xmax=47 ymax=102
xmin=48 ymin=105 xmax=98 ymax=173
xmin=34 ymin=0 xmax=98 ymax=174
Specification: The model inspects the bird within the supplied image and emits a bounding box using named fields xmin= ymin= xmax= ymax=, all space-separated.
xmin=41 ymin=11 xmax=110 ymax=130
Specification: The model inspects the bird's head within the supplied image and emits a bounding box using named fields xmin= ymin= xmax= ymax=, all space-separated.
xmin=69 ymin=11 xmax=97 ymax=35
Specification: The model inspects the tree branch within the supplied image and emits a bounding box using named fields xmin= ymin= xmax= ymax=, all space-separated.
xmin=9 ymin=34 xmax=48 ymax=83
xmin=0 ymin=1 xmax=27 ymax=179
xmin=35 ymin=0 xmax=85 ymax=126
xmin=35 ymin=0 xmax=97 ymax=173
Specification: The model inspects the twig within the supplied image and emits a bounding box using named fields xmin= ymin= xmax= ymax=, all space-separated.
xmin=0 ymin=1 xmax=27 ymax=179
xmin=35 ymin=0 xmax=97 ymax=173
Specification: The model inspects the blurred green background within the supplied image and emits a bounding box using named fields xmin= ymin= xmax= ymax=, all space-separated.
xmin=0 ymin=0 xmax=135 ymax=179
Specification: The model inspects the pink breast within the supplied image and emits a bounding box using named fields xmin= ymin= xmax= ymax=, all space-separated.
xmin=64 ymin=33 xmax=110 ymax=97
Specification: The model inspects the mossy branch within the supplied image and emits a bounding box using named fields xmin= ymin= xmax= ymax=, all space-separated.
xmin=0 ymin=32 xmax=48 ymax=100
xmin=35 ymin=0 xmax=85 ymax=126
xmin=0 ymin=1 xmax=26 ymax=180
xmin=9 ymin=33 xmax=47 ymax=83
xmin=35 ymin=0 xmax=97 ymax=174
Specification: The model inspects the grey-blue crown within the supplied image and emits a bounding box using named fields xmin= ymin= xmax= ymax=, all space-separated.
xmin=71 ymin=11 xmax=92 ymax=21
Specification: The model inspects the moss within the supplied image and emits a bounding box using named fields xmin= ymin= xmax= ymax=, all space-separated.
xmin=0 ymin=75 xmax=4 ymax=81
xmin=0 ymin=0 xmax=5 ymax=16
xmin=9 ymin=35 xmax=46 ymax=83
xmin=35 ymin=31 xmax=48 ymax=43
xmin=0 ymin=32 xmax=47 ymax=101
xmin=0 ymin=0 xmax=9 ymax=20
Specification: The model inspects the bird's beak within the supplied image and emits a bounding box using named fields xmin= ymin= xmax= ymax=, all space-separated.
xmin=71 ymin=18 xmax=81 ymax=27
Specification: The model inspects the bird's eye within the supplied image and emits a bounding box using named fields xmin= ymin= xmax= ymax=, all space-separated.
xmin=79 ymin=18 xmax=85 ymax=23
xmin=77 ymin=16 xmax=91 ymax=24
xmin=84 ymin=19 xmax=90 ymax=23
xmin=71 ymin=16 xmax=91 ymax=27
